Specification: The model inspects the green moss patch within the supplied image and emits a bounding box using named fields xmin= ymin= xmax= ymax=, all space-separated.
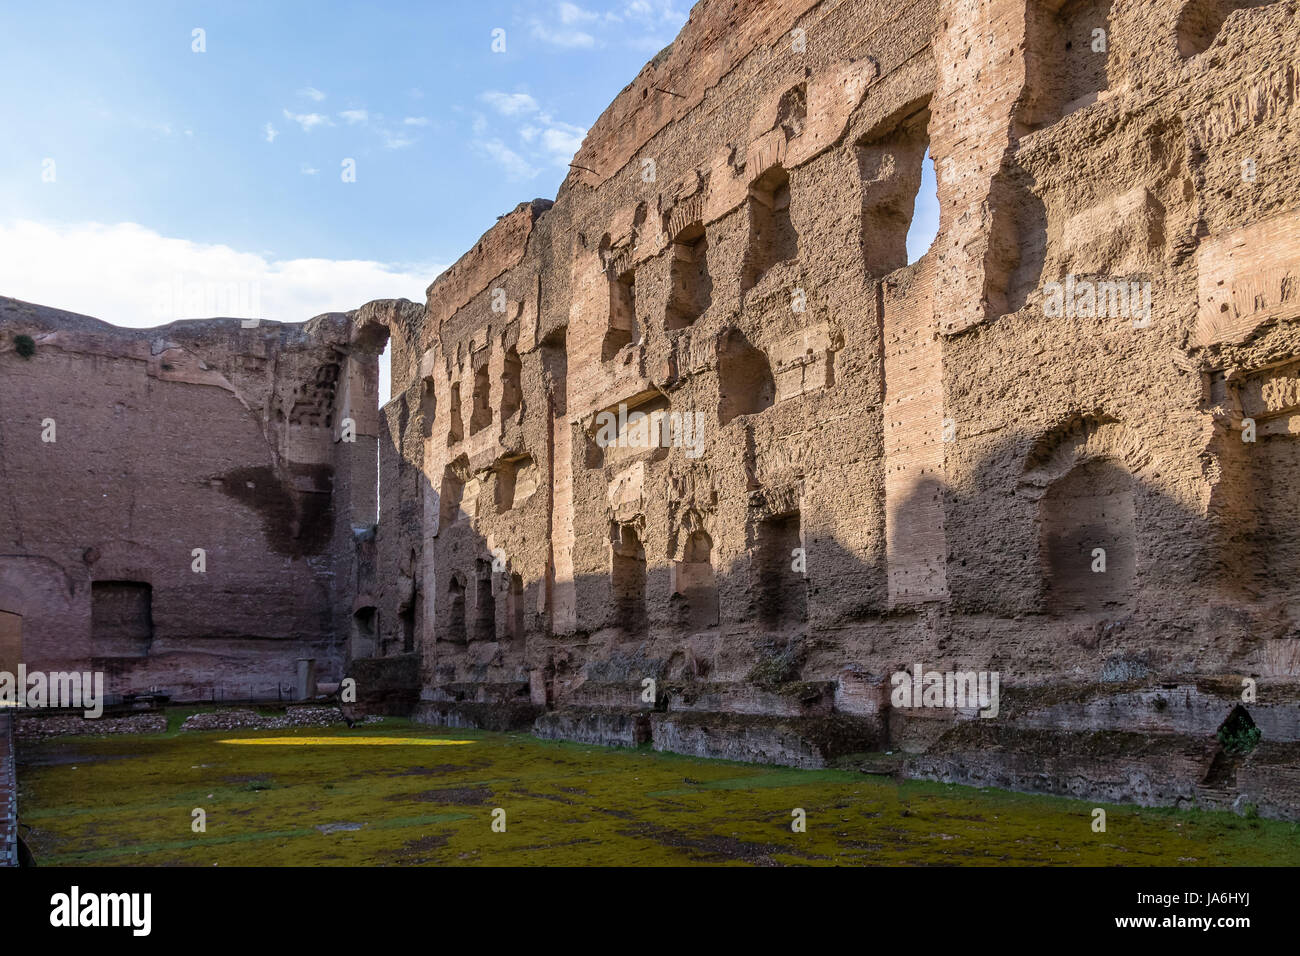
xmin=16 ymin=718 xmax=1300 ymax=866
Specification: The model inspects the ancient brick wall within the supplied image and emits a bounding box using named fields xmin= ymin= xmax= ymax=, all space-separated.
xmin=0 ymin=297 xmax=382 ymax=700
xmin=5 ymin=0 xmax=1299 ymax=813
xmin=365 ymin=0 xmax=1300 ymax=809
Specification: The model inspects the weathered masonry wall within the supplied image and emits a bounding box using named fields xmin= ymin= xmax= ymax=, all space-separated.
xmin=0 ymin=297 xmax=390 ymax=700
xmin=364 ymin=0 xmax=1300 ymax=816
xmin=3 ymin=0 xmax=1299 ymax=819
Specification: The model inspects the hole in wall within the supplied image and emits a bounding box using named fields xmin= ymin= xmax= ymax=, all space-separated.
xmin=500 ymin=347 xmax=522 ymax=422
xmin=91 ymin=581 xmax=153 ymax=657
xmin=352 ymin=606 xmax=377 ymax=657
xmin=509 ymin=573 xmax=525 ymax=645
xmin=473 ymin=558 xmax=496 ymax=641
xmin=445 ymin=575 xmax=467 ymax=643
xmin=378 ymin=339 xmax=392 ymax=406
xmin=603 ymin=268 xmax=638 ymax=360
xmin=447 ymin=382 xmax=464 ymax=445
xmin=469 ymin=364 xmax=492 ymax=434
xmin=674 ymin=529 xmax=719 ymax=630
xmin=906 ymin=150 xmax=940 ymax=265
xmin=856 ymin=102 xmax=933 ymax=274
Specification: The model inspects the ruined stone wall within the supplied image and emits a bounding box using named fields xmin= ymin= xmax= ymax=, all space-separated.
xmin=370 ymin=0 xmax=1300 ymax=812
xmin=0 ymin=297 xmax=384 ymax=700
xmin=5 ymin=0 xmax=1297 ymax=816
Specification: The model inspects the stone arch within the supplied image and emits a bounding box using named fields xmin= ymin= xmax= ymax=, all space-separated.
xmin=673 ymin=525 xmax=718 ymax=631
xmin=1020 ymin=414 xmax=1152 ymax=489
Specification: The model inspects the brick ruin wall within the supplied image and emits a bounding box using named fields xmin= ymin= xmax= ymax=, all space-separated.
xmin=0 ymin=297 xmax=408 ymax=699
xmin=3 ymin=0 xmax=1300 ymax=815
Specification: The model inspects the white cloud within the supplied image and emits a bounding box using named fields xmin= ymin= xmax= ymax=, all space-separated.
xmin=480 ymin=91 xmax=540 ymax=116
xmin=338 ymin=109 xmax=369 ymax=125
xmin=541 ymin=124 xmax=586 ymax=163
xmin=530 ymin=20 xmax=598 ymax=48
xmin=298 ymin=86 xmax=326 ymax=101
xmin=474 ymin=91 xmax=586 ymax=167
xmin=282 ymin=108 xmax=333 ymax=132
xmin=559 ymin=2 xmax=599 ymax=24
xmin=263 ymin=122 xmax=279 ymax=143
xmin=527 ymin=1 xmax=684 ymax=51
xmin=379 ymin=129 xmax=414 ymax=150
xmin=475 ymin=140 xmax=539 ymax=180
xmin=0 ymin=218 xmax=440 ymax=331
xmin=0 ymin=222 xmax=445 ymax=405
xmin=622 ymin=0 xmax=687 ymax=22
xmin=403 ymin=116 xmax=430 ymax=126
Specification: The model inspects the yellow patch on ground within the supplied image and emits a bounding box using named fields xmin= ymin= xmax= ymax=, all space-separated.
xmin=217 ymin=737 xmax=473 ymax=747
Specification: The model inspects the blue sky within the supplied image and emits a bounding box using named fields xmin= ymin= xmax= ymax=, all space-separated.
xmin=0 ymin=2 xmax=689 ymax=316
xmin=0 ymin=1 xmax=938 ymax=396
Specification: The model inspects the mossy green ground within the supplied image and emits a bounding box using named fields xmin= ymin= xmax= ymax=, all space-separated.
xmin=17 ymin=718 xmax=1300 ymax=866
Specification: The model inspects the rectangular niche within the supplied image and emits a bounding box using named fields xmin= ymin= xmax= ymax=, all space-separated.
xmin=753 ymin=512 xmax=806 ymax=629
xmin=495 ymin=454 xmax=538 ymax=513
xmin=665 ymin=223 xmax=712 ymax=329
xmin=1019 ymin=0 xmax=1114 ymax=132
xmin=610 ymin=522 xmax=648 ymax=637
xmin=91 ymin=581 xmax=154 ymax=657
xmin=603 ymin=267 xmax=638 ymax=360
xmin=742 ymin=166 xmax=798 ymax=291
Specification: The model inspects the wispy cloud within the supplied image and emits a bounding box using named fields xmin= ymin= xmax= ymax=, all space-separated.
xmin=480 ymin=91 xmax=540 ymax=117
xmin=476 ymin=90 xmax=587 ymax=167
xmin=559 ymin=2 xmax=600 ymax=23
xmin=403 ymin=116 xmax=430 ymax=126
xmin=529 ymin=19 xmax=598 ymax=49
xmin=298 ymin=86 xmax=326 ymax=101
xmin=263 ymin=122 xmax=279 ymax=143
xmin=379 ymin=129 xmax=414 ymax=150
xmin=475 ymin=139 xmax=539 ymax=180
xmin=338 ymin=109 xmax=369 ymax=125
xmin=528 ymin=1 xmax=686 ymax=51
xmin=541 ymin=123 xmax=586 ymax=163
xmin=282 ymin=108 xmax=333 ymax=132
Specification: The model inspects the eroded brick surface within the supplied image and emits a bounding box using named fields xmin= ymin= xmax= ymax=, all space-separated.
xmin=4 ymin=0 xmax=1300 ymax=816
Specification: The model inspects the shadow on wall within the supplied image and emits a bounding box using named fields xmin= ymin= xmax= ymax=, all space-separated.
xmin=360 ymin=400 xmax=1300 ymax=710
